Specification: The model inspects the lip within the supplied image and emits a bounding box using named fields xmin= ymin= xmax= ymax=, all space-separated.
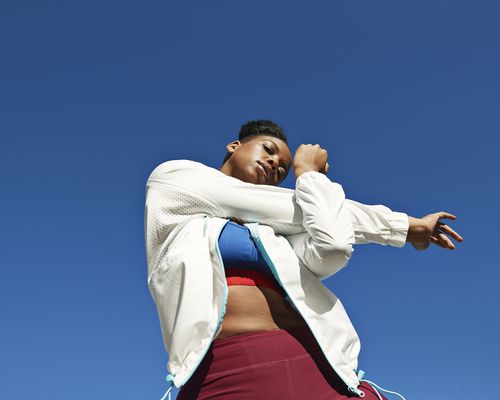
xmin=256 ymin=162 xmax=268 ymax=179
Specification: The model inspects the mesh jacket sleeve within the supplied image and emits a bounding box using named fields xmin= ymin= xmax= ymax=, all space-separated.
xmin=146 ymin=160 xmax=409 ymax=244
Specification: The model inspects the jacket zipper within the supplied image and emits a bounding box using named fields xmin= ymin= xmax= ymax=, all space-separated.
xmin=247 ymin=223 xmax=364 ymax=397
xmin=178 ymin=219 xmax=229 ymax=387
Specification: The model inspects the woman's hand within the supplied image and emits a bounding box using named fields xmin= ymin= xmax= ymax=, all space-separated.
xmin=407 ymin=212 xmax=463 ymax=250
xmin=293 ymin=144 xmax=330 ymax=178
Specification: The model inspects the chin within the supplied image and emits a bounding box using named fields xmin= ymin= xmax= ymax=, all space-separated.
xmin=234 ymin=170 xmax=257 ymax=184
xmin=247 ymin=175 xmax=261 ymax=185
xmin=246 ymin=173 xmax=261 ymax=185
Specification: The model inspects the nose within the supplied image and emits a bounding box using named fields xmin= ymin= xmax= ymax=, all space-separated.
xmin=266 ymin=156 xmax=278 ymax=170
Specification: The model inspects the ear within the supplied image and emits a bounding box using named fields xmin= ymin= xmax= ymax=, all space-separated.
xmin=226 ymin=140 xmax=241 ymax=154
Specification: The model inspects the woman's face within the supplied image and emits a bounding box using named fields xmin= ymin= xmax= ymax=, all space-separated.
xmin=221 ymin=135 xmax=292 ymax=185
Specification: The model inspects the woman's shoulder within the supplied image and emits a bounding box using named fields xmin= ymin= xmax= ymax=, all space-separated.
xmin=153 ymin=159 xmax=206 ymax=172
xmin=148 ymin=159 xmax=227 ymax=188
xmin=148 ymin=159 xmax=216 ymax=180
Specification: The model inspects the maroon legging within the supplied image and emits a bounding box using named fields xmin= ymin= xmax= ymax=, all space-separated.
xmin=177 ymin=327 xmax=387 ymax=400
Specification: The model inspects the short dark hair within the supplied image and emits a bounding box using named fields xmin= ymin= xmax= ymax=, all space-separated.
xmin=222 ymin=120 xmax=288 ymax=165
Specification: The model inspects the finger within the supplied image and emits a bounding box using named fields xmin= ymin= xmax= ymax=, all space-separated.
xmin=434 ymin=232 xmax=456 ymax=250
xmin=431 ymin=235 xmax=455 ymax=250
xmin=430 ymin=233 xmax=446 ymax=248
xmin=438 ymin=223 xmax=463 ymax=242
xmin=437 ymin=211 xmax=457 ymax=220
xmin=430 ymin=236 xmax=448 ymax=249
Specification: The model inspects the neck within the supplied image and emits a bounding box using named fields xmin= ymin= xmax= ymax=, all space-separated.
xmin=219 ymin=162 xmax=232 ymax=177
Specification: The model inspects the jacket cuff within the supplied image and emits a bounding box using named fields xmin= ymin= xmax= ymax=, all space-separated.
xmin=386 ymin=211 xmax=409 ymax=247
xmin=295 ymin=170 xmax=330 ymax=186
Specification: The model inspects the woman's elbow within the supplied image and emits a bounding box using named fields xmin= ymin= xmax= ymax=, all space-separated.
xmin=321 ymin=239 xmax=353 ymax=260
xmin=311 ymin=244 xmax=353 ymax=280
xmin=326 ymin=243 xmax=353 ymax=269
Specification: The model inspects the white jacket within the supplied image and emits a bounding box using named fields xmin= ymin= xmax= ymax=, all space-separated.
xmin=145 ymin=160 xmax=409 ymax=396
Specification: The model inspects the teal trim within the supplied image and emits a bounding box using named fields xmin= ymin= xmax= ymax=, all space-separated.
xmin=160 ymin=374 xmax=175 ymax=400
xmin=357 ymin=369 xmax=366 ymax=382
xmin=177 ymin=219 xmax=230 ymax=388
xmin=247 ymin=223 xmax=364 ymax=397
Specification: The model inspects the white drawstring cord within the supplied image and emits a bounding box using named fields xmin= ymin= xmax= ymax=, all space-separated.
xmin=160 ymin=373 xmax=175 ymax=400
xmin=361 ymin=378 xmax=407 ymax=400
xmin=356 ymin=369 xmax=407 ymax=400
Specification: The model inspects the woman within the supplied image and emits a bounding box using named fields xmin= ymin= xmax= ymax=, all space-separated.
xmin=145 ymin=120 xmax=462 ymax=400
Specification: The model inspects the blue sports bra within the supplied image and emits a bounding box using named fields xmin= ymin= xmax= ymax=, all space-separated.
xmin=217 ymin=221 xmax=272 ymax=275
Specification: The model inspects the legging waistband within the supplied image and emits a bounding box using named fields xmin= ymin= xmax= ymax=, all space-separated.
xmin=209 ymin=327 xmax=321 ymax=373
xmin=178 ymin=327 xmax=387 ymax=400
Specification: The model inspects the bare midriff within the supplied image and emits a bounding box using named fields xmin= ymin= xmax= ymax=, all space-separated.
xmin=215 ymin=285 xmax=308 ymax=340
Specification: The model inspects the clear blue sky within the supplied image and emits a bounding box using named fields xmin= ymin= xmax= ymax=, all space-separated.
xmin=1 ymin=1 xmax=498 ymax=399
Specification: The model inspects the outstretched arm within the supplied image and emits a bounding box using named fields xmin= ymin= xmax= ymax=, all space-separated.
xmin=291 ymin=144 xmax=462 ymax=251
xmin=145 ymin=159 xmax=462 ymax=279
xmin=146 ymin=159 xmax=463 ymax=251
xmin=147 ymin=160 xmax=410 ymax=240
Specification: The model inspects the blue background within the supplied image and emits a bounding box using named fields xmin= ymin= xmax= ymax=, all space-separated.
xmin=1 ymin=1 xmax=498 ymax=399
